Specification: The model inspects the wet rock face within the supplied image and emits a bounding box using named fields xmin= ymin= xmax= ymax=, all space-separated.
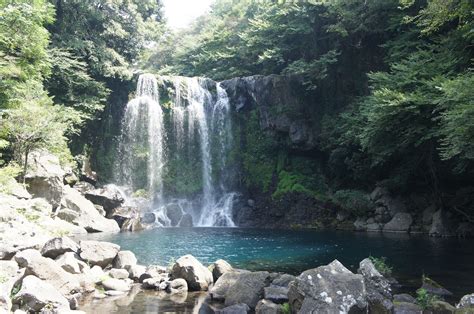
xmin=221 ymin=75 xmax=317 ymax=151
xmin=288 ymin=260 xmax=367 ymax=313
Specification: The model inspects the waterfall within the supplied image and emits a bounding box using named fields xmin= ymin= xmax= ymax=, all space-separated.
xmin=116 ymin=74 xmax=165 ymax=203
xmin=115 ymin=74 xmax=236 ymax=227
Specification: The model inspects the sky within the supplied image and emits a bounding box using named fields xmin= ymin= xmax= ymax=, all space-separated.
xmin=162 ymin=0 xmax=215 ymax=29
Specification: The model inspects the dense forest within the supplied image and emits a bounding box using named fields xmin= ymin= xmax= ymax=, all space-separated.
xmin=0 ymin=0 xmax=473 ymax=224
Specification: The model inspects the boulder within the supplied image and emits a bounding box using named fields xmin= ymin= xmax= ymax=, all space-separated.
xmin=428 ymin=300 xmax=455 ymax=313
xmin=216 ymin=303 xmax=250 ymax=314
xmin=393 ymin=301 xmax=422 ymax=314
xmin=211 ymin=259 xmax=234 ymax=282
xmin=210 ymin=270 xmax=249 ymax=301
xmin=113 ymin=250 xmax=137 ymax=270
xmin=264 ymin=286 xmax=288 ymax=304
xmin=128 ymin=264 xmax=147 ymax=282
xmin=84 ymin=184 xmax=125 ymax=212
xmin=109 ymin=268 xmax=129 ymax=280
xmin=256 ymin=299 xmax=283 ymax=314
xmin=58 ymin=186 xmax=120 ymax=233
xmin=393 ymin=294 xmax=416 ymax=303
xmin=94 ymin=204 xmax=106 ymax=216
xmin=101 ymin=278 xmax=131 ymax=292
xmin=167 ymin=278 xmax=188 ymax=293
xmin=55 ymin=252 xmax=88 ymax=274
xmin=0 ymin=260 xmax=21 ymax=312
xmin=79 ymin=240 xmax=120 ymax=268
xmin=359 ymin=258 xmax=393 ymax=314
xmin=41 ymin=237 xmax=79 ymax=259
xmin=15 ymin=249 xmax=81 ymax=296
xmin=383 ymin=213 xmax=413 ymax=232
xmin=224 ymin=271 xmax=272 ymax=309
xmin=121 ymin=216 xmax=144 ymax=232
xmin=24 ymin=150 xmax=65 ymax=209
xmin=179 ymin=213 xmax=193 ymax=227
xmin=170 ymin=255 xmax=213 ymax=291
xmin=271 ymin=274 xmax=296 ymax=287
xmin=12 ymin=275 xmax=70 ymax=312
xmin=288 ymin=260 xmax=367 ymax=313
xmin=166 ymin=204 xmax=183 ymax=227
xmin=457 ymin=293 xmax=474 ymax=310
xmin=354 ymin=218 xmax=367 ymax=231
xmin=421 ymin=276 xmax=452 ymax=298
xmin=7 ymin=179 xmax=32 ymax=199
xmin=429 ymin=210 xmax=452 ymax=237
xmin=139 ymin=265 xmax=167 ymax=282
xmin=73 ymin=181 xmax=95 ymax=195
xmin=366 ymin=223 xmax=383 ymax=232
xmin=141 ymin=212 xmax=156 ymax=225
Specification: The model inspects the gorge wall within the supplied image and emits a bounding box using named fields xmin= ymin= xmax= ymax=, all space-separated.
xmin=89 ymin=73 xmax=472 ymax=235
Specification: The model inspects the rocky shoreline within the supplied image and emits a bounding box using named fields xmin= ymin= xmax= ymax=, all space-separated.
xmin=1 ymin=233 xmax=474 ymax=313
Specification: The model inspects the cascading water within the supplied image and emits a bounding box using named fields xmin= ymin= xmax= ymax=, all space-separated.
xmin=115 ymin=74 xmax=236 ymax=227
xmin=116 ymin=74 xmax=165 ymax=203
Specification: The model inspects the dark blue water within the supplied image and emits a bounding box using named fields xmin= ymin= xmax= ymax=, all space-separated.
xmin=85 ymin=228 xmax=474 ymax=298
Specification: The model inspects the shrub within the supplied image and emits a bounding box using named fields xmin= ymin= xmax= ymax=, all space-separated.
xmin=281 ymin=303 xmax=291 ymax=314
xmin=0 ymin=163 xmax=21 ymax=194
xmin=332 ymin=189 xmax=373 ymax=216
xmin=416 ymin=288 xmax=439 ymax=309
xmin=369 ymin=256 xmax=393 ymax=276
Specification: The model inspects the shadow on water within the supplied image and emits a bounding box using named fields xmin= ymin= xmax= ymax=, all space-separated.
xmin=80 ymin=227 xmax=474 ymax=311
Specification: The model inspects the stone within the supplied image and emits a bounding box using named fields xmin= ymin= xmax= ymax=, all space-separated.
xmin=224 ymin=271 xmax=272 ymax=309
xmin=216 ymin=303 xmax=251 ymax=314
xmin=141 ymin=212 xmax=156 ymax=224
xmin=264 ymin=286 xmax=288 ymax=304
xmin=15 ymin=249 xmax=81 ymax=296
xmin=256 ymin=299 xmax=283 ymax=314
xmin=58 ymin=186 xmax=120 ymax=233
xmin=142 ymin=277 xmax=164 ymax=290
xmin=358 ymin=258 xmax=391 ymax=298
xmin=457 ymin=293 xmax=474 ymax=309
xmin=73 ymin=181 xmax=95 ymax=195
xmin=109 ymin=268 xmax=129 ymax=280
xmin=422 ymin=204 xmax=437 ymax=227
xmin=170 ymin=255 xmax=213 ymax=291
xmin=366 ymin=223 xmax=383 ymax=232
xmin=271 ymin=274 xmax=296 ymax=287
xmin=24 ymin=150 xmax=65 ymax=209
xmin=0 ymin=260 xmax=21 ymax=312
xmin=101 ymin=278 xmax=131 ymax=292
xmin=139 ymin=265 xmax=167 ymax=282
xmin=179 ymin=213 xmax=193 ymax=227
xmin=84 ymin=184 xmax=125 ymax=212
xmin=113 ymin=250 xmax=137 ymax=270
xmin=166 ymin=204 xmax=184 ymax=227
xmin=105 ymin=290 xmax=126 ymax=296
xmin=393 ymin=301 xmax=422 ymax=314
xmin=429 ymin=210 xmax=452 ymax=237
xmin=55 ymin=252 xmax=88 ymax=274
xmin=211 ymin=259 xmax=234 ymax=282
xmin=41 ymin=237 xmax=79 ymax=259
xmin=128 ymin=264 xmax=147 ymax=282
xmin=210 ymin=270 xmax=249 ymax=301
xmin=7 ymin=179 xmax=32 ymax=199
xmin=84 ymin=265 xmax=105 ymax=284
xmin=421 ymin=276 xmax=452 ymax=297
xmin=12 ymin=275 xmax=70 ymax=312
xmin=94 ymin=204 xmax=106 ymax=216
xmin=64 ymin=171 xmax=79 ymax=187
xmin=428 ymin=300 xmax=455 ymax=313
xmin=383 ymin=213 xmax=413 ymax=232
xmin=287 ymin=260 xmax=367 ymax=313
xmin=354 ymin=217 xmax=367 ymax=231
xmin=79 ymin=240 xmax=120 ymax=268
xmin=393 ymin=294 xmax=416 ymax=303
xmin=167 ymin=278 xmax=188 ymax=293
xmin=120 ymin=216 xmax=144 ymax=232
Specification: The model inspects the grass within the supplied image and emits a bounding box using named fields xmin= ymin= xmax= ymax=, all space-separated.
xmin=369 ymin=256 xmax=393 ymax=276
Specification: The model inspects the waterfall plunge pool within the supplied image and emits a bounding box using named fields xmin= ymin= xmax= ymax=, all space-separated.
xmin=83 ymin=228 xmax=474 ymax=299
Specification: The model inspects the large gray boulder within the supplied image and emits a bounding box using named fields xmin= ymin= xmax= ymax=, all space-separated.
xmin=170 ymin=255 xmax=213 ymax=291
xmin=55 ymin=252 xmax=88 ymax=274
xmin=15 ymin=249 xmax=81 ymax=296
xmin=24 ymin=150 xmax=65 ymax=209
xmin=41 ymin=237 xmax=79 ymax=259
xmin=429 ymin=210 xmax=452 ymax=237
xmin=166 ymin=204 xmax=184 ymax=227
xmin=84 ymin=184 xmax=125 ymax=212
xmin=79 ymin=240 xmax=120 ymax=268
xmin=383 ymin=213 xmax=413 ymax=232
xmin=113 ymin=250 xmax=137 ymax=270
xmin=58 ymin=186 xmax=120 ymax=233
xmin=167 ymin=278 xmax=188 ymax=293
xmin=211 ymin=259 xmax=234 ymax=282
xmin=256 ymin=299 xmax=283 ymax=314
xmin=12 ymin=275 xmax=70 ymax=312
xmin=393 ymin=301 xmax=422 ymax=314
xmin=288 ymin=260 xmax=367 ymax=313
xmin=101 ymin=278 xmax=132 ymax=292
xmin=358 ymin=258 xmax=392 ymax=313
xmin=216 ymin=303 xmax=250 ymax=314
xmin=210 ymin=270 xmax=249 ymax=301
xmin=457 ymin=293 xmax=474 ymax=310
xmin=224 ymin=271 xmax=272 ymax=309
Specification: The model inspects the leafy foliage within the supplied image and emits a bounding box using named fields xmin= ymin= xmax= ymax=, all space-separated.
xmin=416 ymin=288 xmax=439 ymax=309
xmin=369 ymin=256 xmax=393 ymax=277
xmin=332 ymin=190 xmax=373 ymax=216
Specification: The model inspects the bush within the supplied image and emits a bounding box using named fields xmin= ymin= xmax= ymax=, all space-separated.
xmin=416 ymin=288 xmax=439 ymax=309
xmin=369 ymin=256 xmax=393 ymax=276
xmin=0 ymin=163 xmax=22 ymax=194
xmin=281 ymin=303 xmax=291 ymax=314
xmin=332 ymin=189 xmax=373 ymax=216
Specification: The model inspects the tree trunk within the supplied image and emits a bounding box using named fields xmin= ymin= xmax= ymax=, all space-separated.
xmin=22 ymin=149 xmax=29 ymax=185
